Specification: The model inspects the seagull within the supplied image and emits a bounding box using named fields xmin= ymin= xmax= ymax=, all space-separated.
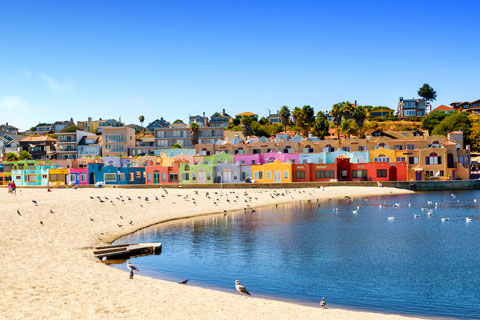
xmin=408 ymin=203 xmax=412 ymax=208
xmin=387 ymin=217 xmax=395 ymax=221
xmin=50 ymin=209 xmax=54 ymax=214
xmin=234 ymin=280 xmax=251 ymax=296
xmin=441 ymin=218 xmax=450 ymax=222
xmin=179 ymin=279 xmax=189 ymax=284
xmin=393 ymin=203 xmax=400 ymax=208
xmin=17 ymin=209 xmax=21 ymax=216
xmin=466 ymin=217 xmax=473 ymax=222
xmin=320 ymin=297 xmax=326 ymax=309
xmin=126 ymin=260 xmax=139 ymax=279
xmin=89 ymin=217 xmax=94 ymax=221
xmin=352 ymin=210 xmax=358 ymax=214
xmin=474 ymin=199 xmax=477 ymax=203
xmin=32 ymin=200 xmax=38 ymax=206
xmin=414 ymin=214 xmax=420 ymax=218
xmin=40 ymin=221 xmax=44 ymax=225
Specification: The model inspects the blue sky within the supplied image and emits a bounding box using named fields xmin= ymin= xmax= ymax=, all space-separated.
xmin=1 ymin=0 xmax=479 ymax=130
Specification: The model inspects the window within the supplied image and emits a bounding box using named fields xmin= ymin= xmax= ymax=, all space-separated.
xmin=135 ymin=171 xmax=141 ymax=178
xmin=104 ymin=173 xmax=117 ymax=182
xmin=377 ymin=169 xmax=387 ymax=177
xmin=284 ymin=170 xmax=289 ymax=179
xmin=315 ymin=170 xmax=334 ymax=179
xmin=253 ymin=149 xmax=260 ymax=154
xmin=396 ymin=157 xmax=406 ymax=162
xmin=296 ymin=171 xmax=305 ymax=179
xmin=322 ymin=145 xmax=334 ymax=152
xmin=207 ymin=172 xmax=211 ymax=180
xmin=192 ymin=173 xmax=196 ymax=181
xmin=352 ymin=170 xmax=367 ymax=178
xmin=409 ymin=156 xmax=419 ymax=164
xmin=161 ymin=173 xmax=167 ymax=182
xmin=394 ymin=145 xmax=403 ymax=151
xmin=406 ymin=144 xmax=415 ymax=150
xmin=374 ymin=154 xmax=390 ymax=162
xmin=266 ymin=171 xmax=272 ymax=180
xmin=342 ymin=147 xmax=351 ymax=152
xmin=254 ymin=171 xmax=263 ymax=180
xmin=182 ymin=173 xmax=190 ymax=180
xmin=358 ymin=146 xmax=367 ymax=151
xmin=426 ymin=153 xmax=442 ymax=165
xmin=241 ymin=172 xmax=247 ymax=180
xmin=147 ymin=173 xmax=152 ymax=182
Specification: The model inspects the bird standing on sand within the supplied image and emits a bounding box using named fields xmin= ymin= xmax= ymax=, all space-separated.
xmin=234 ymin=280 xmax=251 ymax=296
xmin=126 ymin=260 xmax=139 ymax=279
xmin=179 ymin=279 xmax=189 ymax=284
xmin=32 ymin=200 xmax=38 ymax=206
xmin=320 ymin=297 xmax=326 ymax=308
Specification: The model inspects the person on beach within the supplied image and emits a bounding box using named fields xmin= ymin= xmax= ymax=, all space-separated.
xmin=10 ymin=181 xmax=16 ymax=195
xmin=7 ymin=181 xmax=11 ymax=193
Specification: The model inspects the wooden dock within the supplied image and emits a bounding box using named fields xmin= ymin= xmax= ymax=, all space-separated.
xmin=94 ymin=243 xmax=162 ymax=260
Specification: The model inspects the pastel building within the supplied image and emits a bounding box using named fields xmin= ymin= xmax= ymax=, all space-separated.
xmin=260 ymin=151 xmax=299 ymax=164
xmin=49 ymin=168 xmax=70 ymax=185
xmin=179 ymin=162 xmax=213 ymax=184
xmin=11 ymin=164 xmax=54 ymax=186
xmin=145 ymin=160 xmax=184 ymax=185
xmin=292 ymin=163 xmax=337 ymax=182
xmin=68 ymin=168 xmax=89 ymax=185
xmin=233 ymin=153 xmax=262 ymax=165
xmin=251 ymin=160 xmax=293 ymax=183
xmin=213 ymin=163 xmax=251 ymax=183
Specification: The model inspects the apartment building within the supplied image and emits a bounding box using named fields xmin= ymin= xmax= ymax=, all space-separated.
xmin=397 ymin=97 xmax=427 ymax=118
xmin=56 ymin=130 xmax=97 ymax=159
xmin=155 ymin=127 xmax=223 ymax=149
xmin=101 ymin=126 xmax=135 ymax=157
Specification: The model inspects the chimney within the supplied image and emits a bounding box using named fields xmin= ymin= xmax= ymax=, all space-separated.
xmin=223 ymin=108 xmax=225 ymax=115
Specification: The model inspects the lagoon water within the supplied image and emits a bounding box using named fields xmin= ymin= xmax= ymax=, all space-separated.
xmin=114 ymin=191 xmax=480 ymax=319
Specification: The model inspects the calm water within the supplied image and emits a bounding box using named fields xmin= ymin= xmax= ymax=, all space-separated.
xmin=113 ymin=190 xmax=480 ymax=319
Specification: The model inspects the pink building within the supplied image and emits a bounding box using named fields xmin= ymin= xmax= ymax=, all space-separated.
xmin=233 ymin=153 xmax=262 ymax=165
xmin=68 ymin=168 xmax=89 ymax=185
xmin=260 ymin=151 xmax=299 ymax=164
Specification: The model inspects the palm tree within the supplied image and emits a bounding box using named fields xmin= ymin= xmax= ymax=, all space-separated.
xmin=5 ymin=152 xmax=19 ymax=161
xmin=139 ymin=115 xmax=145 ymax=133
xmin=190 ymin=122 xmax=199 ymax=145
xmin=340 ymin=101 xmax=355 ymax=120
xmin=331 ymin=103 xmax=343 ymax=140
xmin=279 ymin=106 xmax=290 ymax=132
xmin=353 ymin=106 xmax=367 ymax=138
xmin=292 ymin=107 xmax=302 ymax=126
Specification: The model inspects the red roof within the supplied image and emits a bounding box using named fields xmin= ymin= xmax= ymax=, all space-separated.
xmin=431 ymin=105 xmax=454 ymax=112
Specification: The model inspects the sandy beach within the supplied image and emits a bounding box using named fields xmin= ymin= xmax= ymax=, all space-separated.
xmin=0 ymin=185 xmax=429 ymax=320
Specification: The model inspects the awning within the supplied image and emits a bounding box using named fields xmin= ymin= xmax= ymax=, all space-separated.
xmin=415 ymin=168 xmax=423 ymax=171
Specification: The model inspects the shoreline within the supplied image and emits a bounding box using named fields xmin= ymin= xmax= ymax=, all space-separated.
xmin=1 ymin=185 xmax=451 ymax=320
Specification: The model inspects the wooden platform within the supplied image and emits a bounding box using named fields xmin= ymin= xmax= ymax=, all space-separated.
xmin=94 ymin=243 xmax=162 ymax=260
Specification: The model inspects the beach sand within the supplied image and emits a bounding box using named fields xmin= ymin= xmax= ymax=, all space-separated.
xmin=0 ymin=186 xmax=426 ymax=320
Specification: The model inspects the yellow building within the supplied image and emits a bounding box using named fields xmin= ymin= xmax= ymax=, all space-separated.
xmin=369 ymin=147 xmax=397 ymax=163
xmin=49 ymin=168 xmax=69 ymax=185
xmin=367 ymin=107 xmax=394 ymax=119
xmin=251 ymin=160 xmax=292 ymax=183
xmin=77 ymin=118 xmax=99 ymax=133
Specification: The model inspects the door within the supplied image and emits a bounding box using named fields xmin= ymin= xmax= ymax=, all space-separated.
xmin=69 ymin=174 xmax=76 ymax=185
xmin=388 ymin=166 xmax=397 ymax=181
xmin=452 ymin=170 xmax=455 ymax=180
xmin=274 ymin=170 xmax=281 ymax=183
xmin=222 ymin=170 xmax=232 ymax=183
xmin=415 ymin=171 xmax=422 ymax=181
xmin=89 ymin=173 xmax=95 ymax=184
xmin=153 ymin=172 xmax=160 ymax=184
xmin=198 ymin=172 xmax=206 ymax=184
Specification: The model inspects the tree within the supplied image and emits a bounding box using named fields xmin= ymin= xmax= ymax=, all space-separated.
xmin=61 ymin=125 xmax=80 ymax=133
xmin=232 ymin=118 xmax=241 ymax=126
xmin=341 ymin=119 xmax=359 ymax=139
xmin=432 ymin=112 xmax=471 ymax=145
xmin=19 ymin=150 xmax=32 ymax=160
xmin=241 ymin=115 xmax=253 ymax=137
xmin=5 ymin=152 xmax=19 ymax=161
xmin=139 ymin=115 xmax=145 ymax=133
xmin=331 ymin=103 xmax=343 ymax=140
xmin=291 ymin=107 xmax=302 ymax=126
xmin=172 ymin=143 xmax=182 ymax=149
xmin=279 ymin=106 xmax=291 ymax=132
xmin=190 ymin=122 xmax=199 ymax=145
xmin=421 ymin=111 xmax=447 ymax=134
xmin=258 ymin=117 xmax=269 ymax=125
xmin=295 ymin=105 xmax=315 ymax=136
xmin=418 ymin=83 xmax=437 ymax=102
xmin=353 ymin=106 xmax=367 ymax=138
xmin=340 ymin=101 xmax=355 ymax=120
xmin=311 ymin=111 xmax=329 ymax=139
xmin=469 ymin=115 xmax=480 ymax=152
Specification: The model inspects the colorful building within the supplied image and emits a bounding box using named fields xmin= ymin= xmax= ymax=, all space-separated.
xmin=251 ymin=160 xmax=292 ymax=183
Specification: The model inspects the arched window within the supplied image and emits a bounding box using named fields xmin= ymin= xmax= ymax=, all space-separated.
xmin=426 ymin=152 xmax=441 ymax=165
xmin=283 ymin=145 xmax=292 ymax=153
xmin=322 ymin=144 xmax=334 ymax=152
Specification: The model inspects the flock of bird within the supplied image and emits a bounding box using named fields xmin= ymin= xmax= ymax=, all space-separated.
xmin=333 ymin=192 xmax=478 ymax=223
